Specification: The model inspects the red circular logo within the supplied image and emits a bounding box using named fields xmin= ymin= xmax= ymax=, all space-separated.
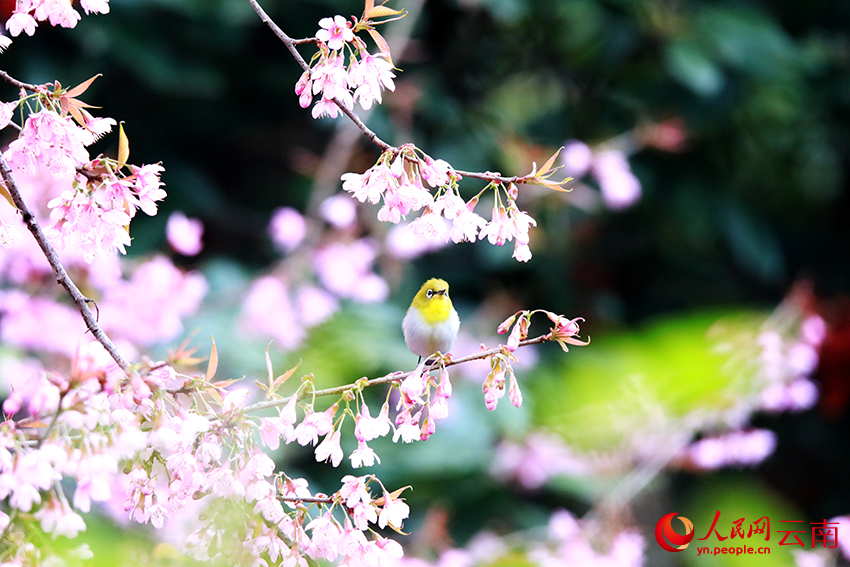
xmin=655 ymin=512 xmax=695 ymax=552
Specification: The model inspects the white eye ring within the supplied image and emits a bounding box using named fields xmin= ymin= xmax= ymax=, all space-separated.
xmin=426 ymin=289 xmax=434 ymax=298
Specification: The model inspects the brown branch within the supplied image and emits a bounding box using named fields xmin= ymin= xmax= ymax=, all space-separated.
xmin=0 ymin=156 xmax=131 ymax=373
xmin=245 ymin=0 xmax=392 ymax=153
xmin=240 ymin=333 xmax=551 ymax=414
xmin=453 ymin=170 xmax=530 ymax=185
xmin=0 ymin=69 xmax=40 ymax=92
xmin=278 ymin=495 xmax=334 ymax=504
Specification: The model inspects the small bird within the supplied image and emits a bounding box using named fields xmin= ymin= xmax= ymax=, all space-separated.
xmin=402 ymin=278 xmax=460 ymax=360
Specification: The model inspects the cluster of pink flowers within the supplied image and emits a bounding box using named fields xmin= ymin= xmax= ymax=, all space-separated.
xmin=0 ymin=250 xmax=206 ymax=355
xmin=113 ymin=383 xmax=413 ymax=566
xmin=399 ymin=509 xmax=645 ymax=567
xmin=561 ymin=139 xmax=642 ymax=210
xmin=2 ymin=100 xmax=167 ymax=262
xmin=685 ymin=429 xmax=777 ymax=470
xmin=295 ymin=15 xmax=396 ymax=118
xmin=342 ymin=146 xmax=539 ymax=261
xmin=242 ymin=202 xmax=389 ymax=352
xmin=2 ymin=0 xmax=109 ymax=48
xmin=755 ymin=314 xmax=824 ymax=413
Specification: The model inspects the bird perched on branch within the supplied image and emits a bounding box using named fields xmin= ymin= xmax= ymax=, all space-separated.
xmin=402 ymin=278 xmax=460 ymax=361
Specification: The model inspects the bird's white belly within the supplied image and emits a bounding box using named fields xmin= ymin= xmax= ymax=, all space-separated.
xmin=402 ymin=306 xmax=460 ymax=358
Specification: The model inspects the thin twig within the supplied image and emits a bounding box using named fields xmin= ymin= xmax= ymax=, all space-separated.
xmin=453 ymin=170 xmax=529 ymax=184
xmin=0 ymin=69 xmax=41 ymax=92
xmin=278 ymin=495 xmax=334 ymax=504
xmin=239 ymin=334 xmax=550 ymax=414
xmin=244 ymin=0 xmax=555 ymax=185
xmin=0 ymin=155 xmax=131 ymax=373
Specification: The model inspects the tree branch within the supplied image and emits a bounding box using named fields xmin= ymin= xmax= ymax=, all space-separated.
xmin=278 ymin=495 xmax=334 ymax=504
xmin=244 ymin=0 xmax=556 ymax=184
xmin=0 ymin=156 xmax=131 ymax=373
xmin=0 ymin=69 xmax=40 ymax=92
xmin=241 ymin=333 xmax=550 ymax=414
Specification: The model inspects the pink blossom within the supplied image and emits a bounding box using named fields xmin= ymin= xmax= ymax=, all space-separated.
xmin=99 ymin=256 xmax=207 ymax=345
xmin=802 ymin=315 xmax=827 ymax=346
xmin=72 ymin=455 xmax=115 ymax=513
xmin=450 ymin=209 xmax=487 ymax=244
xmin=80 ymin=0 xmax=110 ymax=14
xmin=479 ymin=205 xmax=515 ymax=246
xmin=132 ymin=164 xmax=167 ymax=215
xmin=34 ymin=497 xmax=86 ymax=538
xmin=318 ymin=194 xmax=357 ymax=228
xmin=259 ymin=414 xmax=290 ymax=451
xmin=350 ymin=501 xmax=378 ymax=531
xmin=0 ymin=101 xmax=17 ymax=130
xmin=400 ymin=362 xmax=428 ymax=404
xmin=689 ymin=429 xmax=777 ymax=469
xmin=253 ymin=523 xmax=286 ymax=563
xmin=296 ymin=70 xmax=313 ymax=108
xmin=166 ymin=211 xmax=203 ymax=256
xmin=280 ymin=476 xmax=312 ymax=508
xmin=396 ymin=176 xmax=434 ymax=213
xmin=349 ymin=52 xmax=396 ymax=111
xmin=315 ymin=429 xmax=344 ymax=467
xmin=6 ymin=12 xmax=37 ymax=36
xmin=339 ymin=475 xmax=372 ymax=508
xmin=296 ymin=285 xmax=339 ymax=327
xmin=313 ymin=239 xmax=388 ymax=302
xmin=350 ymin=439 xmax=380 ymax=468
xmin=512 ymin=243 xmax=532 ymax=262
xmin=221 ymin=388 xmax=249 ymax=412
xmin=291 ymin=406 xmax=335 ymax=446
xmin=312 ymin=95 xmax=343 ymax=119
xmin=5 ymin=110 xmax=90 ymax=179
xmin=34 ymin=0 xmax=81 ymax=28
xmin=0 ymin=291 xmax=86 ymax=357
xmin=377 ymin=188 xmax=408 ymax=224
xmin=242 ymin=275 xmax=305 ymax=351
xmin=386 ymin=222 xmax=446 ymax=259
xmin=374 ymin=534 xmax=404 ymax=561
xmin=410 ymin=212 xmax=448 ymax=241
xmin=305 ymin=512 xmax=343 ymax=561
xmin=342 ymin=171 xmax=378 ymax=204
xmin=507 ymin=372 xmax=523 ymax=407
xmin=316 ymin=15 xmax=354 ymax=51
xmin=420 ymin=158 xmax=453 ymax=188
xmin=561 ymin=140 xmax=593 ymax=177
xmin=378 ymin=490 xmax=409 ymax=530
xmin=788 ymin=342 xmax=818 ymax=375
xmin=355 ymin=402 xmax=392 ymax=442
xmin=420 ymin=416 xmax=436 ymax=440
xmin=269 ymin=206 xmax=306 ymax=253
xmin=393 ymin=414 xmax=421 ymax=444
xmin=245 ymin=452 xmax=276 ymax=480
xmin=47 ymin=190 xmax=133 ymax=261
xmin=593 ymin=149 xmax=641 ymax=210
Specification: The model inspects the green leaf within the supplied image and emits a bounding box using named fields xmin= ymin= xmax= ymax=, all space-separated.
xmin=664 ymin=41 xmax=724 ymax=96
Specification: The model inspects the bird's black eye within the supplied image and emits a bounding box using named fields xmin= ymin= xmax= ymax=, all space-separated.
xmin=426 ymin=289 xmax=434 ymax=298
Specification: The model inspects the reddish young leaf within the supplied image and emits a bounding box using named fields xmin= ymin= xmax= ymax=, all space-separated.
xmin=64 ymin=74 xmax=101 ymax=98
xmin=205 ymin=337 xmax=218 ymax=382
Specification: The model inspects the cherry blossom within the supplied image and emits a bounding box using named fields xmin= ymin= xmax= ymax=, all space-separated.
xmin=316 ymin=15 xmax=354 ymax=51
xmin=166 ymin=211 xmax=204 ymax=256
